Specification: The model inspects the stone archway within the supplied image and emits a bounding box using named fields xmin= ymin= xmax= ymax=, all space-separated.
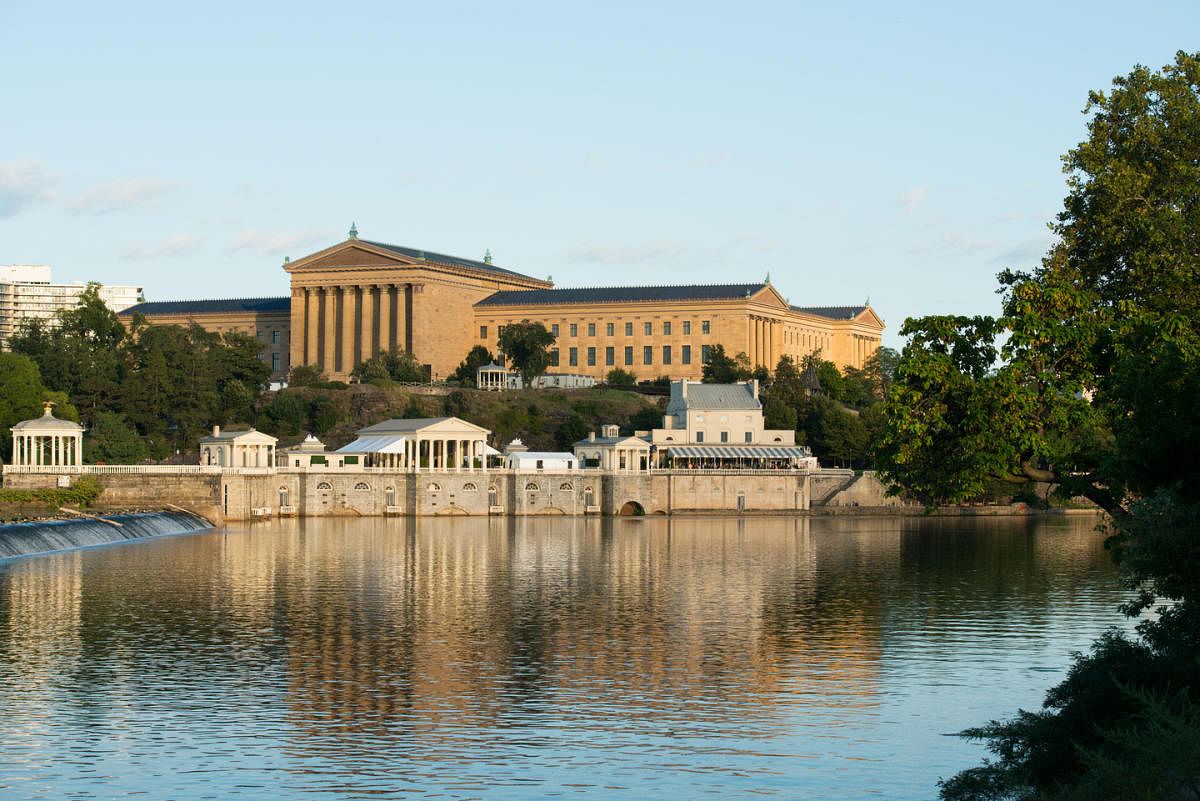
xmin=619 ymin=501 xmax=645 ymax=516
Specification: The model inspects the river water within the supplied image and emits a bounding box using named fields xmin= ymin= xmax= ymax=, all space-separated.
xmin=0 ymin=514 xmax=1125 ymax=800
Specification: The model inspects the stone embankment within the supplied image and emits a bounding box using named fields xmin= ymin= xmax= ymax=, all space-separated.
xmin=2 ymin=466 xmax=914 ymax=523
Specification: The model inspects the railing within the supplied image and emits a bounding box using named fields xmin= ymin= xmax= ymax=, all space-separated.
xmin=1 ymin=464 xmax=275 ymax=476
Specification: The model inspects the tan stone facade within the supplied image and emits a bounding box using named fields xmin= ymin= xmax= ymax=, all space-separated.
xmin=122 ymin=234 xmax=883 ymax=384
xmin=284 ymin=238 xmax=551 ymax=381
xmin=475 ymin=287 xmax=885 ymax=381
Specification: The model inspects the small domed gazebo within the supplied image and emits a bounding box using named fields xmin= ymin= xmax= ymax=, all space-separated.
xmin=10 ymin=402 xmax=84 ymax=469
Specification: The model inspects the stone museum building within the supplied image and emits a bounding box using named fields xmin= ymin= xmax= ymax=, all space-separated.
xmin=120 ymin=226 xmax=884 ymax=383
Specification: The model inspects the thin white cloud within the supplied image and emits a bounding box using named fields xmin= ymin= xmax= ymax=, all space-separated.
xmin=909 ymin=233 xmax=997 ymax=256
xmin=226 ymin=227 xmax=337 ymax=256
xmin=567 ymin=239 xmax=690 ymax=264
xmin=67 ymin=178 xmax=172 ymax=215
xmin=0 ymin=159 xmax=56 ymax=218
xmin=894 ymin=186 xmax=930 ymax=215
xmin=993 ymin=234 xmax=1055 ymax=266
xmin=123 ymin=234 xmax=202 ymax=261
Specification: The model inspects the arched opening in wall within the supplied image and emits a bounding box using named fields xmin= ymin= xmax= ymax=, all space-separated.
xmin=317 ymin=481 xmax=332 ymax=507
xmin=427 ymin=483 xmax=442 ymax=492
xmin=462 ymin=483 xmax=478 ymax=492
xmin=584 ymin=486 xmax=594 ymax=506
xmin=525 ymin=482 xmax=540 ymax=492
xmin=354 ymin=482 xmax=370 ymax=491
xmin=488 ymin=486 xmax=498 ymax=507
xmin=736 ymin=492 xmax=746 ymax=513
xmin=619 ymin=501 xmax=645 ymax=516
xmin=559 ymin=482 xmax=573 ymax=491
xmin=385 ymin=486 xmax=396 ymax=507
xmin=279 ymin=486 xmax=289 ymax=507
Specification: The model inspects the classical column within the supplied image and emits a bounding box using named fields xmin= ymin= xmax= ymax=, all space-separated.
xmin=395 ymin=283 xmax=409 ymax=352
xmin=305 ymin=288 xmax=320 ymax=367
xmin=340 ymin=286 xmax=356 ymax=375
xmin=357 ymin=285 xmax=373 ymax=363
xmin=378 ymin=284 xmax=393 ymax=355
xmin=322 ymin=288 xmax=337 ymax=373
xmin=290 ymin=287 xmax=305 ymax=377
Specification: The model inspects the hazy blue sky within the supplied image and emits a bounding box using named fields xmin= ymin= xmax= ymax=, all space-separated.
xmin=3 ymin=1 xmax=1196 ymax=348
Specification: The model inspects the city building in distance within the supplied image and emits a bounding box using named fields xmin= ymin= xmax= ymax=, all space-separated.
xmin=120 ymin=225 xmax=883 ymax=383
xmin=0 ymin=265 xmax=143 ymax=349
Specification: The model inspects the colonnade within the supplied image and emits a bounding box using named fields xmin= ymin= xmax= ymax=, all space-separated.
xmin=363 ymin=436 xmax=489 ymax=472
xmin=291 ymin=283 xmax=414 ymax=377
xmin=748 ymin=315 xmax=780 ymax=369
xmin=11 ymin=431 xmax=83 ymax=467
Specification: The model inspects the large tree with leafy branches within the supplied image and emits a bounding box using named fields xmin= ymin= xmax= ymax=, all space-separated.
xmin=876 ymin=52 xmax=1200 ymax=800
xmin=497 ymin=320 xmax=555 ymax=384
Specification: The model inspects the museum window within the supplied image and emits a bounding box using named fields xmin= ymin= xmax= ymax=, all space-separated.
xmin=588 ymin=322 xmax=596 ymax=337
xmin=272 ymin=353 xmax=280 ymax=372
xmin=625 ymin=322 xmax=633 ymax=336
xmin=570 ymin=323 xmax=578 ymax=337
xmin=606 ymin=322 xmax=614 ymax=336
xmin=681 ymin=345 xmax=691 ymax=364
xmin=480 ymin=325 xmax=487 ymax=339
xmin=624 ymin=346 xmax=633 ymax=365
xmin=701 ymin=344 xmax=712 ymax=363
xmin=702 ymin=320 xmax=711 ymax=334
xmin=550 ymin=348 xmax=560 ymax=367
xmin=663 ymin=321 xmax=671 ymax=335
xmin=552 ymin=323 xmax=559 ymax=336
xmin=721 ymin=431 xmax=729 ymax=443
xmin=498 ymin=325 xmax=505 ymax=336
xmin=569 ymin=347 xmax=578 ymax=366
xmin=587 ymin=347 xmax=596 ymax=366
xmin=605 ymin=346 xmax=614 ymax=366
xmin=662 ymin=345 xmax=671 ymax=364
xmin=643 ymin=346 xmax=652 ymax=364
xmin=272 ymin=330 xmax=280 ymax=344
xmin=256 ymin=329 xmax=263 ymax=341
xmin=644 ymin=322 xmax=652 ymax=335
xmin=683 ymin=320 xmax=691 ymax=335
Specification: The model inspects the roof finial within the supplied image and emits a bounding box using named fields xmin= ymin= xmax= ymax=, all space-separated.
xmin=865 ymin=295 xmax=870 ymax=306
xmin=348 ymin=222 xmax=358 ymax=239
xmin=283 ymin=256 xmax=290 ymax=264
xmin=765 ymin=271 xmax=770 ymax=284
xmin=484 ymin=249 xmax=493 ymax=264
xmin=42 ymin=400 xmax=56 ymax=416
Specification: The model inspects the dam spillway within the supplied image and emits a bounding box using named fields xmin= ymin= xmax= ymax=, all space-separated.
xmin=0 ymin=511 xmax=214 ymax=560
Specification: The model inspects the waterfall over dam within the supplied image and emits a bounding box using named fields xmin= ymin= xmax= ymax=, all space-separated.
xmin=0 ymin=511 xmax=214 ymax=560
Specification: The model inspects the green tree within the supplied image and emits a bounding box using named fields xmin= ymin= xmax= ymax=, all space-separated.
xmin=701 ymin=344 xmax=751 ymax=383
xmin=605 ymin=367 xmax=637 ymax=385
xmin=0 ymin=353 xmax=51 ymax=461
xmin=84 ymin=411 xmax=149 ymax=464
xmin=926 ymin=52 xmax=1200 ymax=800
xmin=309 ymin=396 xmax=343 ymax=434
xmin=497 ymin=321 xmax=555 ymax=384
xmin=288 ymin=364 xmax=327 ymax=387
xmin=555 ymin=414 xmax=591 ymax=450
xmin=450 ymin=345 xmax=495 ymax=386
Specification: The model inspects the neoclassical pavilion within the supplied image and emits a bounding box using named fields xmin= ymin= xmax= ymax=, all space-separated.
xmin=10 ymin=403 xmax=84 ymax=469
xmin=198 ymin=426 xmax=278 ymax=467
xmin=335 ymin=417 xmax=491 ymax=471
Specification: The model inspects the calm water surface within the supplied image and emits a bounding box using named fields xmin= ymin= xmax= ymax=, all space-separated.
xmin=0 ymin=514 xmax=1126 ymax=800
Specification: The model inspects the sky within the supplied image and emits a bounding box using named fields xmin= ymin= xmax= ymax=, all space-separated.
xmin=3 ymin=1 xmax=1197 ymax=350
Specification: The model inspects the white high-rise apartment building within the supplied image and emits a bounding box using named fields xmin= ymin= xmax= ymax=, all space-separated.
xmin=0 ymin=265 xmax=144 ymax=349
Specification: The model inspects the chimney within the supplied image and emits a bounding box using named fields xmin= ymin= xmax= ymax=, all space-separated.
xmin=678 ymin=379 xmax=687 ymax=398
xmin=749 ymin=379 xmax=759 ymax=400
xmin=588 ymin=431 xmax=596 ymax=442
xmin=212 ymin=425 xmax=220 ymax=437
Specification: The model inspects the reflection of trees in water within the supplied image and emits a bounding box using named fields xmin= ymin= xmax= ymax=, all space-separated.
xmin=0 ymin=514 xmax=1122 ymax=769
